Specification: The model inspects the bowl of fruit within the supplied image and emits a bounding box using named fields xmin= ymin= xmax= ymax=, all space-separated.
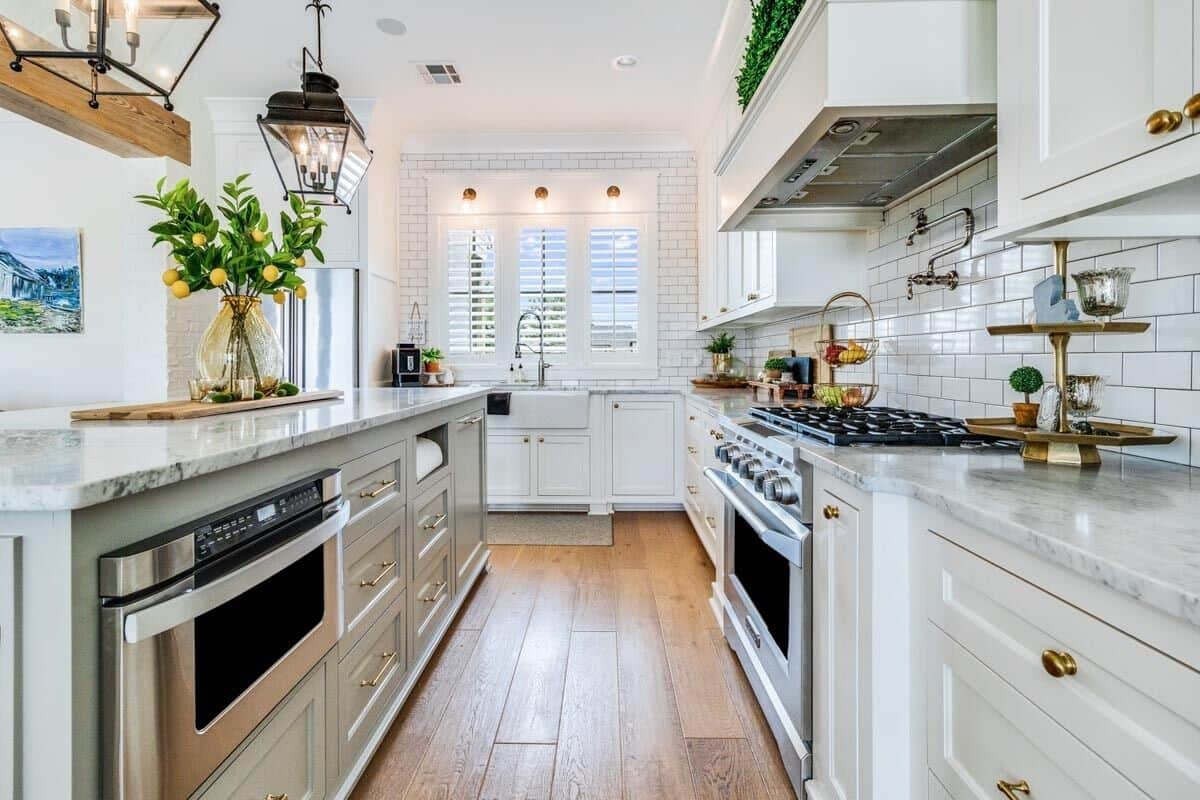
xmin=814 ymin=383 xmax=877 ymax=409
xmin=816 ymin=338 xmax=877 ymax=368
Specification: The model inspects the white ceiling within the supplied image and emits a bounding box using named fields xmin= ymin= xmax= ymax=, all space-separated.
xmin=184 ymin=0 xmax=734 ymax=137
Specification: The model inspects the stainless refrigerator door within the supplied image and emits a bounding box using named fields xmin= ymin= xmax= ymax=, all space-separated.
xmin=265 ymin=267 xmax=360 ymax=391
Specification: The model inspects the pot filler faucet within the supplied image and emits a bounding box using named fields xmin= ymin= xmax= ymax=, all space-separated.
xmin=515 ymin=310 xmax=552 ymax=387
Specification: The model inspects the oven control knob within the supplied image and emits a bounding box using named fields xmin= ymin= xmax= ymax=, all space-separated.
xmin=717 ymin=444 xmax=741 ymax=463
xmin=754 ymin=468 xmax=780 ymax=493
xmin=738 ymin=458 xmax=764 ymax=479
xmin=764 ymin=477 xmax=798 ymax=505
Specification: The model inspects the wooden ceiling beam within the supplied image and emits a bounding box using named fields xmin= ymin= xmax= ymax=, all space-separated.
xmin=0 ymin=36 xmax=190 ymax=164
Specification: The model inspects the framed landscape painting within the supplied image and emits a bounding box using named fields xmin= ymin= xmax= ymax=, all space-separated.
xmin=0 ymin=227 xmax=82 ymax=333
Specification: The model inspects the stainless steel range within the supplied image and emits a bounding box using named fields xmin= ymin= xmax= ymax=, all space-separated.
xmin=704 ymin=420 xmax=815 ymax=799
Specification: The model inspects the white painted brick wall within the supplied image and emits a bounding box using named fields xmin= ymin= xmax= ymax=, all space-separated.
xmin=396 ymin=150 xmax=706 ymax=387
xmin=740 ymin=154 xmax=1200 ymax=468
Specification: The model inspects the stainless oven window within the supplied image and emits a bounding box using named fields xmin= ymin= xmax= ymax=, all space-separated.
xmin=194 ymin=545 xmax=326 ymax=729
xmin=732 ymin=510 xmax=791 ymax=652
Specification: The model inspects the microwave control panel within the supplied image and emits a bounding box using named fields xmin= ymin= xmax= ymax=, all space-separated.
xmin=194 ymin=482 xmax=324 ymax=561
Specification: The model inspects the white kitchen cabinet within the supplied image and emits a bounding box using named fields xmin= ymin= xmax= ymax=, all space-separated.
xmin=0 ymin=538 xmax=15 ymax=800
xmin=487 ymin=434 xmax=534 ymax=498
xmin=724 ymin=232 xmax=744 ymax=313
xmin=812 ymin=487 xmax=864 ymax=800
xmin=609 ymin=398 xmax=679 ymax=498
xmin=995 ymin=0 xmax=1200 ymax=238
xmin=536 ymin=435 xmax=592 ymax=497
xmin=450 ymin=412 xmax=487 ymax=585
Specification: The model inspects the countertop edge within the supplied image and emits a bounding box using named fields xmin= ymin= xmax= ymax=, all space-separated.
xmin=0 ymin=387 xmax=490 ymax=513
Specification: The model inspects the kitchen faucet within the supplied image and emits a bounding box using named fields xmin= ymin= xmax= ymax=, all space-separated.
xmin=514 ymin=310 xmax=552 ymax=387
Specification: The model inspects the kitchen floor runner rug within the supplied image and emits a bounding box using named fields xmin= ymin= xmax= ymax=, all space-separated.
xmin=486 ymin=512 xmax=613 ymax=546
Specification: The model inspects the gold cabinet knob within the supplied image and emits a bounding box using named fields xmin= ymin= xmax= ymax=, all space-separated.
xmin=996 ymin=779 xmax=1030 ymax=800
xmin=1041 ymin=649 xmax=1078 ymax=678
xmin=1185 ymin=93 xmax=1200 ymax=119
xmin=719 ymin=306 xmax=728 ymax=313
xmin=701 ymin=314 xmax=709 ymax=321
xmin=746 ymin=293 xmax=759 ymax=301
xmin=822 ymin=505 xmax=840 ymax=520
xmin=1146 ymin=108 xmax=1183 ymax=134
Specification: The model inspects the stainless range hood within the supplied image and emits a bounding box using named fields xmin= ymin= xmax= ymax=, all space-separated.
xmin=761 ymin=114 xmax=997 ymax=210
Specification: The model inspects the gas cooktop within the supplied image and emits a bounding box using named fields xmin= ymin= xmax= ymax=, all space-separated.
xmin=749 ymin=405 xmax=1005 ymax=447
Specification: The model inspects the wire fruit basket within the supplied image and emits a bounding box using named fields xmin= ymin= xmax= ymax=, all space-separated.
xmin=813 ymin=291 xmax=879 ymax=408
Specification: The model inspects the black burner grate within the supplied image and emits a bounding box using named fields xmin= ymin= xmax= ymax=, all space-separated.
xmin=749 ymin=406 xmax=998 ymax=447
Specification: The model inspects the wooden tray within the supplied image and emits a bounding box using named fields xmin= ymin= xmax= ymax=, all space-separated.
xmin=965 ymin=417 xmax=1176 ymax=447
xmin=986 ymin=321 xmax=1150 ymax=336
xmin=71 ymin=389 xmax=344 ymax=421
xmin=691 ymin=377 xmax=749 ymax=389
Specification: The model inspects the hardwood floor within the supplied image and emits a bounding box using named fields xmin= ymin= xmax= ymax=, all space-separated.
xmin=352 ymin=511 xmax=797 ymax=800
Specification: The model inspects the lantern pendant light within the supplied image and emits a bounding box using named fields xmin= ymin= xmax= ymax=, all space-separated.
xmin=257 ymin=0 xmax=372 ymax=213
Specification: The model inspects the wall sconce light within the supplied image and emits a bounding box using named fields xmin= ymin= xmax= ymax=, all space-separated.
xmin=606 ymin=185 xmax=621 ymax=209
xmin=534 ymin=186 xmax=549 ymax=212
xmin=461 ymin=187 xmax=477 ymax=212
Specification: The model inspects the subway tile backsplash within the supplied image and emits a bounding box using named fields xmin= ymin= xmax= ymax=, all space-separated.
xmin=738 ymin=156 xmax=1200 ymax=467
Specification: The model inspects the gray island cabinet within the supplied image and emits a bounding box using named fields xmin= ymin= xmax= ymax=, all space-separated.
xmin=0 ymin=387 xmax=490 ymax=800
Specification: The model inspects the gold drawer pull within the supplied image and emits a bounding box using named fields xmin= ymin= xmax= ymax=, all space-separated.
xmin=687 ymin=446 xmax=699 ymax=454
xmin=421 ymin=513 xmax=447 ymax=530
xmin=686 ymin=485 xmax=699 ymax=495
xmin=689 ymin=415 xmax=696 ymax=421
xmin=420 ymin=580 xmax=448 ymax=604
xmin=1041 ymin=649 xmax=1078 ymax=678
xmin=359 ymin=560 xmax=397 ymax=588
xmin=709 ymin=429 xmax=725 ymax=441
xmin=746 ymin=293 xmax=759 ymax=301
xmin=996 ymin=779 xmax=1030 ymax=800
xmin=459 ymin=415 xmax=483 ymax=425
xmin=705 ymin=515 xmax=716 ymax=529
xmin=265 ymin=794 xmax=289 ymax=800
xmin=822 ymin=505 xmax=840 ymax=520
xmin=359 ymin=651 xmax=397 ymax=688
xmin=1146 ymin=108 xmax=1183 ymax=134
xmin=1185 ymin=93 xmax=1200 ymax=119
xmin=360 ymin=478 xmax=397 ymax=499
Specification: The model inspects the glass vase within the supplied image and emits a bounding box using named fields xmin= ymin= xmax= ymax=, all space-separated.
xmin=195 ymin=295 xmax=285 ymax=394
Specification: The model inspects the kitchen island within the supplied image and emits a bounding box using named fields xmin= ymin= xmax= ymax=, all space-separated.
xmin=0 ymin=387 xmax=491 ymax=800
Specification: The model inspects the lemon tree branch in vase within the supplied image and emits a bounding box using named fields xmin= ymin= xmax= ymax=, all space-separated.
xmin=136 ymin=175 xmax=327 ymax=399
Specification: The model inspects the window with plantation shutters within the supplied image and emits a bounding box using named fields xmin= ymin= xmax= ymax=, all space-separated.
xmin=446 ymin=228 xmax=497 ymax=354
xmin=590 ymin=227 xmax=640 ymax=353
xmin=518 ymin=226 xmax=568 ymax=353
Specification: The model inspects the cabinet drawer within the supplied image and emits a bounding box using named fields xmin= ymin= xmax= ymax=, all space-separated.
xmin=341 ymin=506 xmax=405 ymax=655
xmin=927 ymin=624 xmax=1148 ymax=800
xmin=410 ymin=548 xmax=454 ymax=660
xmin=343 ymin=441 xmax=405 ymax=547
xmin=338 ymin=590 xmax=407 ymax=773
xmin=196 ymin=661 xmax=327 ymax=800
xmin=412 ymin=475 xmax=452 ymax=578
xmin=684 ymin=457 xmax=704 ymax=508
xmin=927 ymin=533 xmax=1200 ymax=799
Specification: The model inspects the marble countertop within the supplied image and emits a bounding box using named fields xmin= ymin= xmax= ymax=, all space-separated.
xmin=0 ymin=387 xmax=490 ymax=512
xmin=685 ymin=390 xmax=1200 ymax=630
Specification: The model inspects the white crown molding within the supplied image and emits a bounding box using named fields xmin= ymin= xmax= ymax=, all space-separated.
xmin=401 ymin=130 xmax=691 ymax=155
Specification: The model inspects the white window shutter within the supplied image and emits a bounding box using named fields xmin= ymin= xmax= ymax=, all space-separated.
xmin=446 ymin=228 xmax=497 ymax=354
xmin=590 ymin=227 xmax=640 ymax=353
xmin=518 ymin=227 xmax=568 ymax=353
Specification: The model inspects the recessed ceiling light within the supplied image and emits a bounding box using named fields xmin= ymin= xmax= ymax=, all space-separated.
xmin=612 ymin=55 xmax=639 ymax=70
xmin=376 ymin=18 xmax=407 ymax=36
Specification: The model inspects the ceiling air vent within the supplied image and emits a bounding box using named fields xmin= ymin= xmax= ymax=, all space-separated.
xmin=416 ymin=63 xmax=462 ymax=85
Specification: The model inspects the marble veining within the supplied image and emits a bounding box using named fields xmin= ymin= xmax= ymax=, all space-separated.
xmin=685 ymin=389 xmax=1200 ymax=630
xmin=0 ymin=387 xmax=490 ymax=511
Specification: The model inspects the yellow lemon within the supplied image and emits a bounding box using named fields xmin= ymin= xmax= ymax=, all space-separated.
xmin=209 ymin=267 xmax=228 ymax=287
xmin=250 ymin=229 xmax=266 ymax=244
xmin=191 ymin=232 xmax=208 ymax=247
xmin=170 ymin=280 xmax=191 ymax=299
xmin=294 ymin=284 xmax=308 ymax=300
xmin=262 ymin=264 xmax=281 ymax=283
xmin=273 ymin=290 xmax=287 ymax=305
xmin=292 ymin=255 xmax=306 ymax=268
xmin=161 ymin=268 xmax=180 ymax=286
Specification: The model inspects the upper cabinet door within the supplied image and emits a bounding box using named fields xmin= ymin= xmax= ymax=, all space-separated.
xmin=741 ymin=231 xmax=759 ymax=304
xmin=725 ymin=232 xmax=744 ymax=311
xmin=1016 ymin=0 xmax=1195 ymax=199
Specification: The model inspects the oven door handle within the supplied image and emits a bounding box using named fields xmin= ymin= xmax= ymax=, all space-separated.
xmin=123 ymin=501 xmax=349 ymax=644
xmin=704 ymin=467 xmax=806 ymax=568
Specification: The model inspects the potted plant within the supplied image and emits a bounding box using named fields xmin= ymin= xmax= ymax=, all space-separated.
xmin=1009 ymin=366 xmax=1045 ymax=428
xmin=705 ymin=332 xmax=736 ymax=375
xmin=421 ymin=347 xmax=444 ymax=373
xmin=137 ymin=175 xmax=325 ymax=395
xmin=764 ymin=357 xmax=789 ymax=381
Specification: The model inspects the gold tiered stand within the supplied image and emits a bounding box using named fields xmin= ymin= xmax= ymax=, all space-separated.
xmin=964 ymin=241 xmax=1176 ymax=467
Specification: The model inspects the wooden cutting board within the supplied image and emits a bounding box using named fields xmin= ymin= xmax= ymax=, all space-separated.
xmin=789 ymin=323 xmax=834 ymax=384
xmin=71 ymin=389 xmax=344 ymax=421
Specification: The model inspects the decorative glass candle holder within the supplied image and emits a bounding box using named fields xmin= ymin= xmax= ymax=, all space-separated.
xmin=1072 ymin=268 xmax=1133 ymax=321
xmin=1065 ymin=375 xmax=1106 ymax=426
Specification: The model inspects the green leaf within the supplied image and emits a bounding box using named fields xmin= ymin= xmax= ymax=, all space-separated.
xmin=311 ymin=245 xmax=325 ymax=264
